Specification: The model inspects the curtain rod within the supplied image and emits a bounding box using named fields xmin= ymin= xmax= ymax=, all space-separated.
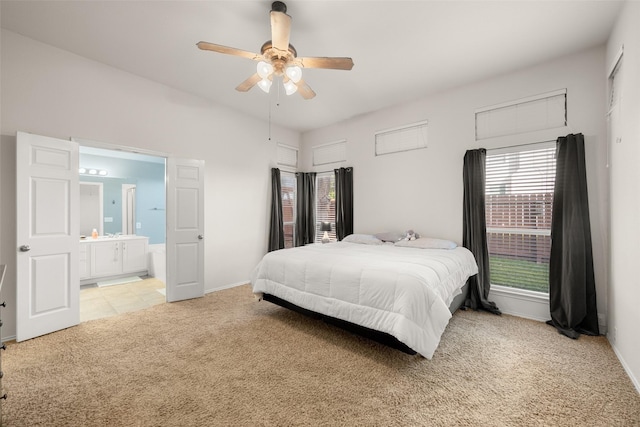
xmin=293 ymin=166 xmax=352 ymax=175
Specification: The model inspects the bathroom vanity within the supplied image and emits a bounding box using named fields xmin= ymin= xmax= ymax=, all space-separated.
xmin=80 ymin=235 xmax=149 ymax=285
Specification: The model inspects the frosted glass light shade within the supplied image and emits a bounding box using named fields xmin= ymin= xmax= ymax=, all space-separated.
xmin=257 ymin=61 xmax=274 ymax=79
xmin=285 ymin=65 xmax=302 ymax=83
xmin=283 ymin=79 xmax=298 ymax=96
xmin=257 ymin=78 xmax=272 ymax=93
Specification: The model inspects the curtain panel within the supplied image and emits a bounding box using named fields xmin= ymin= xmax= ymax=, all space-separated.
xmin=268 ymin=168 xmax=284 ymax=252
xmin=334 ymin=167 xmax=354 ymax=240
xmin=295 ymin=172 xmax=317 ymax=246
xmin=462 ymin=149 xmax=501 ymax=315
xmin=547 ymin=133 xmax=599 ymax=338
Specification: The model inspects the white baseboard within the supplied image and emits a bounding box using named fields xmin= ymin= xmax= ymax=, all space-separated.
xmin=609 ymin=339 xmax=640 ymax=394
xmin=204 ymin=281 xmax=249 ymax=294
xmin=488 ymin=286 xmax=608 ymax=333
xmin=488 ymin=285 xmax=550 ymax=322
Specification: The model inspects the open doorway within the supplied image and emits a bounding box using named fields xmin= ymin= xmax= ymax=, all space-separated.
xmin=77 ymin=145 xmax=167 ymax=322
xmin=16 ymin=131 xmax=205 ymax=341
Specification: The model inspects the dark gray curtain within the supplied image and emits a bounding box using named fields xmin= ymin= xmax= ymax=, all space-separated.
xmin=334 ymin=167 xmax=354 ymax=240
xmin=547 ymin=133 xmax=599 ymax=338
xmin=295 ymin=172 xmax=316 ymax=246
xmin=462 ymin=149 xmax=501 ymax=315
xmin=268 ymin=168 xmax=284 ymax=252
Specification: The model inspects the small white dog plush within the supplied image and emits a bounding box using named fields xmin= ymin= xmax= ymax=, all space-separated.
xmin=404 ymin=229 xmax=420 ymax=241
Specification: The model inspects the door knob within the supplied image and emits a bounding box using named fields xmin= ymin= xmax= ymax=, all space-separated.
xmin=198 ymin=235 xmax=204 ymax=240
xmin=19 ymin=244 xmax=31 ymax=252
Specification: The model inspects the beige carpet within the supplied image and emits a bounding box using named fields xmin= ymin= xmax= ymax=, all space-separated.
xmin=3 ymin=284 xmax=639 ymax=426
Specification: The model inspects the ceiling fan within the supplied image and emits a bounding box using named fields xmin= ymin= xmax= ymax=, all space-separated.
xmin=197 ymin=1 xmax=354 ymax=100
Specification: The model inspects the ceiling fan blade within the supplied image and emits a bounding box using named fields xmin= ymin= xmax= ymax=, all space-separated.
xmin=235 ymin=73 xmax=262 ymax=92
xmin=270 ymin=10 xmax=291 ymax=52
xmin=197 ymin=41 xmax=261 ymax=61
xmin=296 ymin=79 xmax=316 ymax=100
xmin=296 ymin=57 xmax=354 ymax=70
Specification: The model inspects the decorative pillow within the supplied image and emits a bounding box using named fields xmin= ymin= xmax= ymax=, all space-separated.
xmin=374 ymin=231 xmax=405 ymax=243
xmin=342 ymin=234 xmax=383 ymax=245
xmin=394 ymin=237 xmax=458 ymax=249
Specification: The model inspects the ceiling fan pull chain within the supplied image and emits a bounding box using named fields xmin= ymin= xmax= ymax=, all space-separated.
xmin=268 ymin=94 xmax=272 ymax=141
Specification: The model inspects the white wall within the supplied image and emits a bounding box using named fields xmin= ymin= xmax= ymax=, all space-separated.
xmin=606 ymin=0 xmax=640 ymax=391
xmin=301 ymin=47 xmax=609 ymax=330
xmin=0 ymin=30 xmax=300 ymax=339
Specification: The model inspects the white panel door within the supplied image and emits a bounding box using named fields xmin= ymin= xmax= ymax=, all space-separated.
xmin=16 ymin=131 xmax=79 ymax=341
xmin=166 ymin=158 xmax=204 ymax=302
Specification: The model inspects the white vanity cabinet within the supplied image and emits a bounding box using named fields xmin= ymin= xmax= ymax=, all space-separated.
xmin=91 ymin=241 xmax=121 ymax=277
xmin=80 ymin=236 xmax=149 ymax=284
xmin=121 ymin=238 xmax=149 ymax=273
xmin=79 ymin=243 xmax=91 ymax=280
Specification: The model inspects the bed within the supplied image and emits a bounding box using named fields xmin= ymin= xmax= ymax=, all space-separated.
xmin=251 ymin=235 xmax=478 ymax=359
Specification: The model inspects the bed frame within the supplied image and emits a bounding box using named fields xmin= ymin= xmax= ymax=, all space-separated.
xmin=262 ymin=281 xmax=469 ymax=355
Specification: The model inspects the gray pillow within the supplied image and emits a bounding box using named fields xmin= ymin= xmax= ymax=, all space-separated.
xmin=342 ymin=234 xmax=383 ymax=245
xmin=374 ymin=231 xmax=405 ymax=243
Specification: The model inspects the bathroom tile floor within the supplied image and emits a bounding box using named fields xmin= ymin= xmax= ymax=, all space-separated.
xmin=80 ymin=277 xmax=166 ymax=323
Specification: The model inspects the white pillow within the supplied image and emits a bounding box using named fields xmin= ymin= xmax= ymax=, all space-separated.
xmin=342 ymin=234 xmax=383 ymax=245
xmin=374 ymin=231 xmax=405 ymax=243
xmin=394 ymin=237 xmax=457 ymax=249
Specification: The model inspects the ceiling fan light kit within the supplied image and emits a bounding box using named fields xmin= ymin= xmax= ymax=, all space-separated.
xmin=257 ymin=78 xmax=273 ymax=94
xmin=283 ymin=79 xmax=298 ymax=96
xmin=286 ymin=65 xmax=302 ymax=83
xmin=197 ymin=1 xmax=353 ymax=100
xmin=257 ymin=61 xmax=274 ymax=79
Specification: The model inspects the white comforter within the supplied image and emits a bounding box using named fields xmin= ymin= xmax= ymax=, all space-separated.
xmin=251 ymin=242 xmax=478 ymax=359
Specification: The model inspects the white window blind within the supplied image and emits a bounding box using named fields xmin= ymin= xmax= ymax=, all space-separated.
xmin=485 ymin=142 xmax=556 ymax=293
xmin=608 ymin=46 xmax=623 ymax=113
xmin=476 ymin=90 xmax=567 ymax=140
xmin=277 ymin=144 xmax=298 ymax=169
xmin=280 ymin=171 xmax=296 ymax=249
xmin=314 ymin=172 xmax=336 ymax=243
xmin=374 ymin=121 xmax=428 ymax=156
xmin=313 ymin=140 xmax=346 ymax=166
xmin=608 ymin=58 xmax=622 ymax=113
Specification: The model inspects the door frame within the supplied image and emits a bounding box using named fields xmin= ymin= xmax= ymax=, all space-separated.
xmin=73 ymin=138 xmax=170 ymax=288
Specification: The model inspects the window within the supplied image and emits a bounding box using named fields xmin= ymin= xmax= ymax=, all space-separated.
xmin=280 ymin=171 xmax=296 ymax=248
xmin=476 ymin=89 xmax=567 ymax=140
xmin=277 ymin=144 xmax=298 ymax=169
xmin=374 ymin=120 xmax=428 ymax=156
xmin=313 ymin=140 xmax=346 ymax=166
xmin=315 ymin=172 xmax=336 ymax=243
xmin=485 ymin=143 xmax=556 ymax=293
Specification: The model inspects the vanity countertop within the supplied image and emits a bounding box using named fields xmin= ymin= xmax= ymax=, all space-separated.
xmin=79 ymin=235 xmax=148 ymax=243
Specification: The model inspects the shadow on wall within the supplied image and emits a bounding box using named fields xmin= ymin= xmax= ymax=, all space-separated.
xmin=0 ymin=134 xmax=18 ymax=340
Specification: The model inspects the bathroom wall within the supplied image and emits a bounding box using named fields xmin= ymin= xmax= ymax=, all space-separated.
xmin=80 ymin=153 xmax=166 ymax=244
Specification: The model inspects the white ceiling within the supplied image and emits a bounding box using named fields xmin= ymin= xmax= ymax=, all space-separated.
xmin=1 ymin=0 xmax=623 ymax=133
